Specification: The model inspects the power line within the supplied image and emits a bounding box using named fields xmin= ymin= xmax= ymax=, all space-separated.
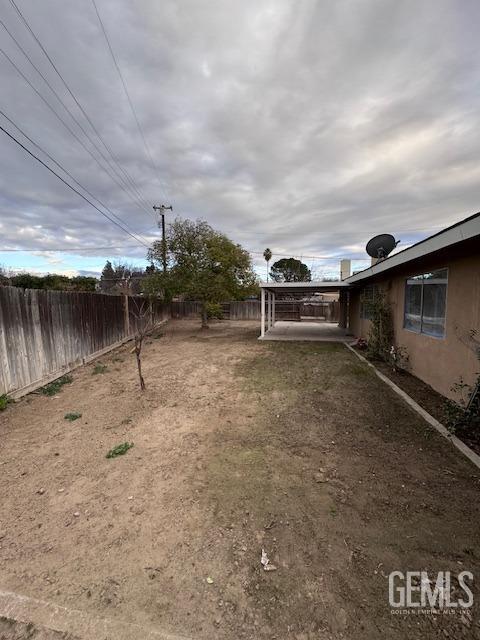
xmin=0 ymin=19 xmax=153 ymax=219
xmin=249 ymin=250 xmax=370 ymax=260
xmin=91 ymin=0 xmax=169 ymax=200
xmin=0 ymin=122 xmax=150 ymax=248
xmin=6 ymin=0 xmax=150 ymax=201
xmin=4 ymin=0 xmax=155 ymax=218
xmin=0 ymin=44 xmax=156 ymax=224
xmin=0 ymin=108 xmax=152 ymax=245
xmin=0 ymin=246 xmax=142 ymax=252
xmin=0 ymin=242 xmax=373 ymax=261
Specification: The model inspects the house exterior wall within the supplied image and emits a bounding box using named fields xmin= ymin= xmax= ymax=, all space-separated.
xmin=348 ymin=250 xmax=480 ymax=400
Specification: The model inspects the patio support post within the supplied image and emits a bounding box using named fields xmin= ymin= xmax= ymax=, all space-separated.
xmin=338 ymin=289 xmax=348 ymax=328
xmin=267 ymin=291 xmax=272 ymax=330
xmin=272 ymin=292 xmax=275 ymax=326
xmin=261 ymin=288 xmax=266 ymax=337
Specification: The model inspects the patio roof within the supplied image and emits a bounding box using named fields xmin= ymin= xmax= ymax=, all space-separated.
xmin=260 ymin=280 xmax=350 ymax=294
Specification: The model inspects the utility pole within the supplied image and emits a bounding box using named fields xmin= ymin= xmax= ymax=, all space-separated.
xmin=153 ymin=204 xmax=172 ymax=273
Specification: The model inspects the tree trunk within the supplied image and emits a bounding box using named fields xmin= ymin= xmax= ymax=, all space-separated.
xmin=134 ymin=336 xmax=146 ymax=391
xmin=201 ymin=304 xmax=209 ymax=329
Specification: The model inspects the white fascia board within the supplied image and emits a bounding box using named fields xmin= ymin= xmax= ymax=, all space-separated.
xmin=259 ymin=280 xmax=350 ymax=290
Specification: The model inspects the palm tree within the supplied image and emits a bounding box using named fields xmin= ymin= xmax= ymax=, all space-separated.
xmin=263 ymin=248 xmax=272 ymax=282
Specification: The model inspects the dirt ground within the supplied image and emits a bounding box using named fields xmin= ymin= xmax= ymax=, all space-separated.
xmin=0 ymin=320 xmax=479 ymax=639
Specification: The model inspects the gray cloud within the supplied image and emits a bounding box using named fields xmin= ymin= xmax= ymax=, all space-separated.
xmin=0 ymin=0 xmax=479 ymax=279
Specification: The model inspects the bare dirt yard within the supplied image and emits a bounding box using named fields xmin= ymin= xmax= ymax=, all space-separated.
xmin=1 ymin=320 xmax=479 ymax=639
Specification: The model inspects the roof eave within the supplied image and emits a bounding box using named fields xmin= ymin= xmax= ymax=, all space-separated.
xmin=260 ymin=280 xmax=350 ymax=290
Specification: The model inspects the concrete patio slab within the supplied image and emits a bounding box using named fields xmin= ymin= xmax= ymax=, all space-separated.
xmin=259 ymin=320 xmax=349 ymax=342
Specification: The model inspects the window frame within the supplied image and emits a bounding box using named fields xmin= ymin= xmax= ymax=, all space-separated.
xmin=403 ymin=268 xmax=448 ymax=339
xmin=360 ymin=284 xmax=379 ymax=320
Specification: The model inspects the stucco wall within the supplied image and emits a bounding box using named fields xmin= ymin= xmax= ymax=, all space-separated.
xmin=348 ymin=250 xmax=480 ymax=400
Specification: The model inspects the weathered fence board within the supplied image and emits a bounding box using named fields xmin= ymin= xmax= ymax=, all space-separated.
xmin=0 ymin=287 xmax=169 ymax=397
xmin=170 ymin=301 xmax=202 ymax=318
xmin=221 ymin=301 xmax=260 ymax=320
xmin=301 ymin=301 xmax=339 ymax=322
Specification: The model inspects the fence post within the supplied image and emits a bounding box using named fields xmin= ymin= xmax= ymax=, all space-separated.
xmin=124 ymin=294 xmax=130 ymax=336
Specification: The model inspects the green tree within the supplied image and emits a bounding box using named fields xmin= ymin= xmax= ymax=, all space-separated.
xmin=70 ymin=276 xmax=97 ymax=291
xmin=6 ymin=271 xmax=97 ymax=291
xmin=148 ymin=218 xmax=258 ymax=327
xmin=100 ymin=260 xmax=116 ymax=293
xmin=10 ymin=273 xmax=44 ymax=289
xmin=42 ymin=274 xmax=70 ymax=290
xmin=270 ymin=258 xmax=311 ymax=282
xmin=0 ymin=265 xmax=10 ymax=285
xmin=100 ymin=260 xmax=117 ymax=293
xmin=100 ymin=260 xmax=144 ymax=294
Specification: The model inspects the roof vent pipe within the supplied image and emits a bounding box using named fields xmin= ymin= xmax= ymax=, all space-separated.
xmin=340 ymin=259 xmax=351 ymax=280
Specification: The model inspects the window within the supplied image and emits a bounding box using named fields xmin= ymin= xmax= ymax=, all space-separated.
xmin=360 ymin=284 xmax=378 ymax=320
xmin=404 ymin=269 xmax=448 ymax=338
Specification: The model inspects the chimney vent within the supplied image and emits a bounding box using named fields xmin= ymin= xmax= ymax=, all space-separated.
xmin=340 ymin=259 xmax=351 ymax=280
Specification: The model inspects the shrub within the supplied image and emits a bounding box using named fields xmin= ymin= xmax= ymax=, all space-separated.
xmin=106 ymin=442 xmax=134 ymax=459
xmin=205 ymin=302 xmax=223 ymax=320
xmin=445 ymin=329 xmax=480 ymax=435
xmin=40 ymin=375 xmax=73 ymax=396
xmin=0 ymin=394 xmax=11 ymax=411
xmin=92 ymin=363 xmax=108 ymax=375
xmin=64 ymin=412 xmax=82 ymax=421
xmin=363 ymin=291 xmax=394 ymax=361
xmin=388 ymin=345 xmax=410 ymax=372
xmin=445 ymin=377 xmax=480 ymax=435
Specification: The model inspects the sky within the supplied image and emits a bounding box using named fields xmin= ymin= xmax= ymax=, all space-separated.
xmin=0 ymin=0 xmax=479 ymax=280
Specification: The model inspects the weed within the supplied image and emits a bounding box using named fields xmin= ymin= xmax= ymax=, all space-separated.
xmin=92 ymin=363 xmax=108 ymax=375
xmin=64 ymin=412 xmax=82 ymax=421
xmin=0 ymin=393 xmax=11 ymax=411
xmin=121 ymin=417 xmax=133 ymax=425
xmin=106 ymin=442 xmax=134 ymax=458
xmin=329 ymin=505 xmax=337 ymax=517
xmin=40 ymin=375 xmax=73 ymax=396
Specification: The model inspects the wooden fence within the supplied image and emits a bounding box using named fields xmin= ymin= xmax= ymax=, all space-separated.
xmin=221 ymin=300 xmax=260 ymax=320
xmin=0 ymin=289 xmax=341 ymax=397
xmin=174 ymin=300 xmax=339 ymax=321
xmin=170 ymin=301 xmax=202 ymax=318
xmin=301 ymin=301 xmax=339 ymax=322
xmin=0 ymin=287 xmax=169 ymax=398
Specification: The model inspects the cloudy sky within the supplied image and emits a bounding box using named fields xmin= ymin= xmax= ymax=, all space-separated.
xmin=0 ymin=0 xmax=479 ymax=279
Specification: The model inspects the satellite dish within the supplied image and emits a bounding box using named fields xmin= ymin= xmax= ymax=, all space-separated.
xmin=366 ymin=234 xmax=399 ymax=260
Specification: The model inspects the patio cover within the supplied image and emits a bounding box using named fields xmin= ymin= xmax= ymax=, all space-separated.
xmin=259 ymin=280 xmax=351 ymax=338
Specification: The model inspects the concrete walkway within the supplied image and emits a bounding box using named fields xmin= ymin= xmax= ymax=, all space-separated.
xmin=260 ymin=320 xmax=349 ymax=342
xmin=0 ymin=589 xmax=188 ymax=640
